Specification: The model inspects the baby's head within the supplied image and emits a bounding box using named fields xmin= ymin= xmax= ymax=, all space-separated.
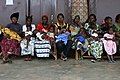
xmin=91 ymin=33 xmax=98 ymax=40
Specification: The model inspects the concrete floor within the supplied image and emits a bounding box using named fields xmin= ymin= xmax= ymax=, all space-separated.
xmin=0 ymin=58 xmax=120 ymax=80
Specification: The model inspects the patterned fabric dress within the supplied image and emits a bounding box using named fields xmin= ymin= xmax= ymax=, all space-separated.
xmin=1 ymin=37 xmax=20 ymax=58
xmin=89 ymin=40 xmax=103 ymax=59
xmin=114 ymin=23 xmax=120 ymax=52
xmin=34 ymin=40 xmax=51 ymax=57
xmin=20 ymin=38 xmax=35 ymax=56
xmin=0 ymin=27 xmax=21 ymax=58
xmin=84 ymin=23 xmax=100 ymax=36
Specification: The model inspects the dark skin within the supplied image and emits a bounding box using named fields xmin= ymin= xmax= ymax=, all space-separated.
xmin=57 ymin=15 xmax=64 ymax=25
xmin=42 ymin=16 xmax=48 ymax=27
xmin=89 ymin=16 xmax=96 ymax=23
xmin=78 ymin=28 xmax=87 ymax=37
xmin=116 ymin=18 xmax=120 ymax=37
xmin=26 ymin=18 xmax=32 ymax=31
xmin=74 ymin=17 xmax=81 ymax=26
xmin=56 ymin=15 xmax=67 ymax=34
xmin=89 ymin=16 xmax=97 ymax=31
xmin=104 ymin=28 xmax=115 ymax=41
xmin=105 ymin=18 xmax=113 ymax=27
xmin=11 ymin=17 xmax=18 ymax=24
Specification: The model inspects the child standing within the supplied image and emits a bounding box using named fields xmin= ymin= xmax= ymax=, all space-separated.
xmin=102 ymin=27 xmax=117 ymax=63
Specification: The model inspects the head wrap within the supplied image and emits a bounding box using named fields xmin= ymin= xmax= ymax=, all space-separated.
xmin=10 ymin=12 xmax=19 ymax=20
xmin=42 ymin=15 xmax=48 ymax=21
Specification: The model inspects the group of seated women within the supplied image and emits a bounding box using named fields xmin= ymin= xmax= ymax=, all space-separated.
xmin=0 ymin=12 xmax=120 ymax=64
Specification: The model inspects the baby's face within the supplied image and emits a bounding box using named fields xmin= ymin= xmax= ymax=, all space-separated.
xmin=106 ymin=18 xmax=112 ymax=25
xmin=49 ymin=27 xmax=54 ymax=32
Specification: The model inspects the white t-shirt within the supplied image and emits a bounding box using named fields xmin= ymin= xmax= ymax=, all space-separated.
xmin=22 ymin=24 xmax=36 ymax=36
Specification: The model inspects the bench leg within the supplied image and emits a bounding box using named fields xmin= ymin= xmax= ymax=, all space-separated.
xmin=75 ymin=50 xmax=79 ymax=60
xmin=53 ymin=43 xmax=57 ymax=60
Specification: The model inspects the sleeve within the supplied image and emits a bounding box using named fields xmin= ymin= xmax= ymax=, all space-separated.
xmin=103 ymin=33 xmax=108 ymax=38
xmin=22 ymin=25 xmax=27 ymax=32
xmin=31 ymin=24 xmax=36 ymax=31
xmin=36 ymin=23 xmax=44 ymax=31
xmin=6 ymin=24 xmax=10 ymax=28
xmin=19 ymin=24 xmax=23 ymax=34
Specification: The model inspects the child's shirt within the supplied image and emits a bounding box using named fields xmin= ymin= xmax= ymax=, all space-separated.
xmin=22 ymin=24 xmax=36 ymax=36
xmin=103 ymin=33 xmax=114 ymax=40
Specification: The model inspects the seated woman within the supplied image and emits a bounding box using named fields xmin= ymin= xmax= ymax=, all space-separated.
xmin=0 ymin=24 xmax=5 ymax=57
xmin=20 ymin=16 xmax=36 ymax=61
xmin=114 ymin=14 xmax=120 ymax=52
xmin=6 ymin=12 xmax=22 ymax=37
xmin=69 ymin=15 xmax=83 ymax=37
xmin=0 ymin=12 xmax=22 ymax=64
xmin=84 ymin=14 xmax=100 ymax=37
xmin=72 ymin=28 xmax=89 ymax=60
xmin=88 ymin=33 xmax=103 ymax=63
xmin=36 ymin=15 xmax=50 ymax=33
xmin=36 ymin=15 xmax=55 ymax=41
xmin=55 ymin=13 xmax=71 ymax=61
xmin=35 ymin=15 xmax=57 ymax=60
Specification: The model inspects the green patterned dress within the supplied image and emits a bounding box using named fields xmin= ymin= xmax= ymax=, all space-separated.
xmin=89 ymin=40 xmax=103 ymax=59
xmin=114 ymin=23 xmax=120 ymax=51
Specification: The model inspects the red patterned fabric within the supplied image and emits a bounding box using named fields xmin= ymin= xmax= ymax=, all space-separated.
xmin=1 ymin=37 xmax=20 ymax=58
xmin=36 ymin=23 xmax=50 ymax=32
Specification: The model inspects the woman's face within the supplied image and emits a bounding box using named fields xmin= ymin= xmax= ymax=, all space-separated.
xmin=48 ymin=26 xmax=54 ymax=32
xmin=117 ymin=18 xmax=120 ymax=23
xmin=26 ymin=19 xmax=32 ymax=26
xmin=109 ymin=28 xmax=113 ymax=34
xmin=74 ymin=17 xmax=80 ymax=24
xmin=58 ymin=15 xmax=64 ymax=23
xmin=89 ymin=16 xmax=96 ymax=23
xmin=11 ymin=17 xmax=18 ymax=24
xmin=105 ymin=18 xmax=112 ymax=25
xmin=42 ymin=17 xmax=48 ymax=25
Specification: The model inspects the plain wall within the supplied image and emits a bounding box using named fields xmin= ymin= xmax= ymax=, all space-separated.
xmin=96 ymin=0 xmax=120 ymax=24
xmin=0 ymin=0 xmax=120 ymax=25
xmin=0 ymin=0 xmax=26 ymax=26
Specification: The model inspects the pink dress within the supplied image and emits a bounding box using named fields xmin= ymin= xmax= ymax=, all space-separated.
xmin=102 ymin=33 xmax=117 ymax=55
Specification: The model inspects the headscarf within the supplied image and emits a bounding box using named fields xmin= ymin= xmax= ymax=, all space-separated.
xmin=10 ymin=12 xmax=19 ymax=20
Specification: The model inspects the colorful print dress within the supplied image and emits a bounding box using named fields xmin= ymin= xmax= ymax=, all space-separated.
xmin=89 ymin=40 xmax=103 ymax=59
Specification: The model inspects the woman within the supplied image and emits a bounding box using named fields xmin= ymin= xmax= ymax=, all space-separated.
xmin=0 ymin=24 xmax=4 ymax=58
xmin=6 ymin=12 xmax=22 ymax=37
xmin=69 ymin=15 xmax=83 ymax=39
xmin=88 ymin=33 xmax=103 ymax=62
xmin=84 ymin=14 xmax=100 ymax=37
xmin=0 ymin=12 xmax=22 ymax=64
xmin=55 ymin=13 xmax=71 ymax=61
xmin=36 ymin=15 xmax=51 ymax=33
xmin=114 ymin=14 xmax=120 ymax=52
xmin=36 ymin=15 xmax=57 ymax=60
xmin=72 ymin=28 xmax=89 ymax=60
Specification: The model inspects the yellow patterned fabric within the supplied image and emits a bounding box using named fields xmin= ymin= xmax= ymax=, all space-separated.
xmin=0 ymin=24 xmax=21 ymax=41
